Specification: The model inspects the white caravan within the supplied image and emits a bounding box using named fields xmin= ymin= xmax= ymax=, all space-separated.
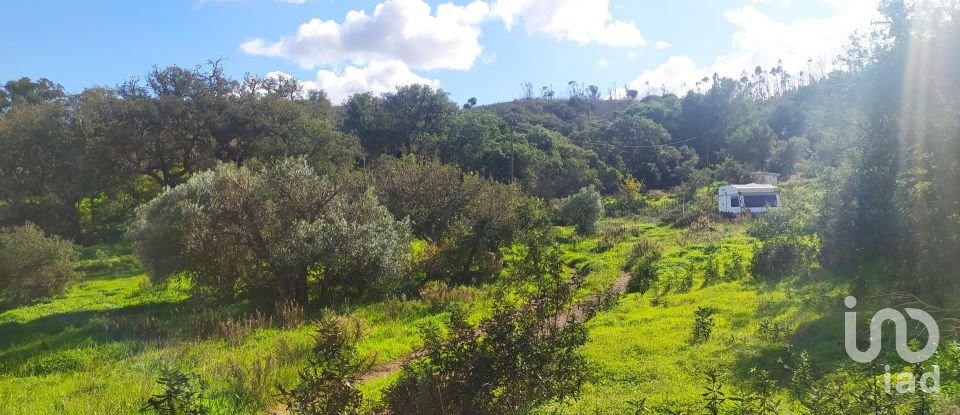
xmin=718 ymin=183 xmax=780 ymax=215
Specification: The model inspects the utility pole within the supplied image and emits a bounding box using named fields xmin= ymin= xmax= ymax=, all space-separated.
xmin=510 ymin=133 xmax=515 ymax=183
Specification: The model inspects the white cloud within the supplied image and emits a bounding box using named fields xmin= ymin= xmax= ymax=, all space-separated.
xmin=655 ymin=40 xmax=671 ymax=49
xmin=712 ymin=1 xmax=877 ymax=76
xmin=627 ymin=51 xmax=639 ymax=60
xmin=242 ymin=0 xmax=490 ymax=70
xmin=629 ymin=55 xmax=704 ymax=94
xmin=491 ymin=0 xmax=646 ymax=47
xmin=271 ymin=60 xmax=440 ymax=104
xmin=597 ymin=58 xmax=610 ymax=68
xmin=750 ymin=0 xmax=793 ymax=8
xmin=479 ymin=53 xmax=498 ymax=64
xmin=628 ymin=0 xmax=879 ymax=95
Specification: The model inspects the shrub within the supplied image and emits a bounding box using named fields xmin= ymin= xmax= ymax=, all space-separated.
xmin=703 ymin=254 xmax=722 ymax=284
xmin=605 ymin=176 xmax=646 ymax=217
xmin=727 ymin=252 xmax=750 ymax=281
xmin=224 ymin=355 xmax=278 ymax=412
xmin=371 ymin=156 xmax=548 ymax=284
xmin=278 ymin=317 xmax=370 ymax=415
xmin=748 ymin=191 xmax=821 ymax=281
xmin=385 ymin=239 xmax=588 ymax=415
xmin=558 ymin=185 xmax=604 ymax=235
xmin=691 ymin=306 xmax=716 ymax=344
xmin=386 ymin=305 xmax=587 ymax=415
xmin=0 ymin=222 xmax=79 ymax=305
xmin=673 ymin=264 xmax=694 ymax=293
xmin=751 ymin=235 xmax=820 ymax=280
xmin=596 ymin=223 xmax=635 ymax=252
xmin=625 ymin=238 xmax=663 ymax=294
xmin=663 ymin=186 xmax=716 ymax=227
xmin=128 ymin=158 xmax=412 ymax=307
xmin=142 ymin=367 xmax=209 ymax=415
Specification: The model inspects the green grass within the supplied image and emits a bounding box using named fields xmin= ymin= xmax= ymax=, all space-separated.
xmin=6 ymin=218 xmax=951 ymax=414
xmin=0 ymin=246 xmax=494 ymax=414
xmin=537 ymin=276 xmax=849 ymax=413
xmin=536 ymin=219 xmax=857 ymax=414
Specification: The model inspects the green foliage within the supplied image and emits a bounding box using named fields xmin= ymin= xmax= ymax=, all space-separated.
xmin=0 ymin=65 xmax=356 ymax=243
xmin=690 ymin=306 xmax=716 ymax=344
xmin=663 ymin=186 xmax=717 ymax=227
xmin=277 ymin=317 xmax=369 ymax=415
xmin=625 ymin=238 xmax=663 ymax=294
xmin=558 ymin=185 xmax=604 ymax=235
xmin=128 ymin=158 xmax=412 ymax=306
xmin=0 ymin=99 xmax=84 ymax=238
xmin=747 ymin=185 xmax=821 ymax=281
xmin=142 ymin=367 xmax=209 ymax=415
xmin=385 ymin=238 xmax=588 ymax=415
xmin=371 ymin=156 xmax=547 ymax=284
xmin=606 ymin=175 xmax=647 ymax=217
xmin=0 ymin=223 xmax=79 ymax=305
xmin=751 ymin=235 xmax=820 ymax=281
xmin=702 ymin=370 xmax=728 ymax=415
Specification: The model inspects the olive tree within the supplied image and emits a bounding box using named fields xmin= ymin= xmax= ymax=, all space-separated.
xmin=369 ymin=156 xmax=548 ymax=284
xmin=557 ymin=186 xmax=604 ymax=235
xmin=0 ymin=223 xmax=79 ymax=305
xmin=128 ymin=158 xmax=412 ymax=306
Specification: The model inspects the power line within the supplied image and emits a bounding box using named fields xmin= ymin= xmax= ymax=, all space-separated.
xmin=564 ymin=136 xmax=698 ymax=149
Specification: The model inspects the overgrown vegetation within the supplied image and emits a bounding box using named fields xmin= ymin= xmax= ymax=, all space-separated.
xmin=0 ymin=223 xmax=79 ymax=306
xmin=3 ymin=1 xmax=960 ymax=413
xmin=128 ymin=158 xmax=412 ymax=307
xmin=277 ymin=317 xmax=369 ymax=415
xmin=557 ymin=185 xmax=604 ymax=236
xmin=386 ymin=234 xmax=588 ymax=414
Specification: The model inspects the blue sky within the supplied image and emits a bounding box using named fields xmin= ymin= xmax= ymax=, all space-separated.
xmin=1 ymin=0 xmax=878 ymax=104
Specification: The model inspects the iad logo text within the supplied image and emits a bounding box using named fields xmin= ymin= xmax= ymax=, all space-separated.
xmin=843 ymin=296 xmax=940 ymax=393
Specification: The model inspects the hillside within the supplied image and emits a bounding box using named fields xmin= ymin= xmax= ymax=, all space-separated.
xmin=2 ymin=2 xmax=960 ymax=414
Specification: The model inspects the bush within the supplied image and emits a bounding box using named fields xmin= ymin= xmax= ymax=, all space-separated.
xmin=691 ymin=306 xmax=716 ymax=344
xmin=747 ymin=192 xmax=822 ymax=281
xmin=0 ymin=223 xmax=79 ymax=305
xmin=605 ymin=176 xmax=646 ymax=217
xmin=277 ymin=317 xmax=368 ymax=415
xmin=371 ymin=156 xmax=548 ymax=284
xmin=751 ymin=235 xmax=820 ymax=280
xmin=128 ymin=158 xmax=412 ymax=307
xmin=558 ymin=185 xmax=604 ymax=235
xmin=662 ymin=186 xmax=716 ymax=227
xmin=142 ymin=367 xmax=209 ymax=415
xmin=386 ymin=305 xmax=587 ymax=415
xmin=385 ymin=237 xmax=588 ymax=415
xmin=625 ymin=238 xmax=663 ymax=294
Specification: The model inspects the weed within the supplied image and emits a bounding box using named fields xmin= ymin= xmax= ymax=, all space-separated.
xmin=224 ymin=355 xmax=278 ymax=412
xmin=142 ymin=366 xmax=209 ymax=415
xmin=274 ymin=299 xmax=305 ymax=329
xmin=691 ymin=306 xmax=716 ymax=344
xmin=278 ymin=317 xmax=370 ymax=415
xmin=702 ymin=370 xmax=728 ymax=415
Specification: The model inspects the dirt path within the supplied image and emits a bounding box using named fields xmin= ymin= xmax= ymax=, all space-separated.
xmin=268 ymin=272 xmax=634 ymax=414
xmin=356 ymin=348 xmax=424 ymax=382
xmin=552 ymin=271 xmax=631 ymax=329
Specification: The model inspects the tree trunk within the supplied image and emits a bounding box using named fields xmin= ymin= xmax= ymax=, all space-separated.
xmin=293 ymin=268 xmax=309 ymax=308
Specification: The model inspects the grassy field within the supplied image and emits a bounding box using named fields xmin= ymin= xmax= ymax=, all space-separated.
xmin=0 ymin=244 xmax=493 ymax=414
xmin=3 ymin=217 xmax=939 ymax=414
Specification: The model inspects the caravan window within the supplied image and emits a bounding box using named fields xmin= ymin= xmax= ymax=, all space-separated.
xmin=730 ymin=196 xmax=740 ymax=207
xmin=743 ymin=194 xmax=778 ymax=208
